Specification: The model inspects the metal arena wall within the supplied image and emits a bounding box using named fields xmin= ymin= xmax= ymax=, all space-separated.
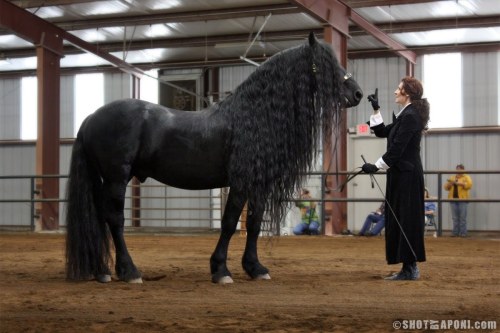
xmin=1 ymin=51 xmax=499 ymax=232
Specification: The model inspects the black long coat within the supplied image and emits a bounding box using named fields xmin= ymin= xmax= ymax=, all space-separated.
xmin=371 ymin=105 xmax=426 ymax=264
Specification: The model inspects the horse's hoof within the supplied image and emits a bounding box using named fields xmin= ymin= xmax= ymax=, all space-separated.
xmin=254 ymin=273 xmax=271 ymax=280
xmin=127 ymin=277 xmax=143 ymax=284
xmin=217 ymin=276 xmax=234 ymax=284
xmin=96 ymin=274 xmax=112 ymax=283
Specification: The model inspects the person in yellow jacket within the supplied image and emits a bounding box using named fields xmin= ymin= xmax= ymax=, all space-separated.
xmin=444 ymin=164 xmax=473 ymax=237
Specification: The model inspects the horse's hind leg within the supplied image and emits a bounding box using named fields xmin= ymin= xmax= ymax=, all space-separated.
xmin=242 ymin=200 xmax=270 ymax=280
xmin=210 ymin=189 xmax=246 ymax=284
xmin=102 ymin=180 xmax=142 ymax=283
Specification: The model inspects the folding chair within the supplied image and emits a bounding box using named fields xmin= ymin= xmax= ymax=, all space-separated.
xmin=425 ymin=213 xmax=438 ymax=237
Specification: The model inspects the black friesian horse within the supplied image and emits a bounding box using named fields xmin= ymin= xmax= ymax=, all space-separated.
xmin=65 ymin=33 xmax=363 ymax=284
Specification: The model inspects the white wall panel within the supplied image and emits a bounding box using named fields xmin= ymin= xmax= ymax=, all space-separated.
xmin=1 ymin=52 xmax=499 ymax=231
xmin=60 ymin=75 xmax=75 ymax=138
xmin=423 ymin=132 xmax=500 ymax=231
xmin=132 ymin=173 xmax=212 ymax=228
xmin=347 ymin=57 xmax=407 ymax=128
xmin=58 ymin=144 xmax=73 ymax=226
xmin=219 ymin=65 xmax=256 ymax=99
xmin=0 ymin=78 xmax=21 ymax=140
xmin=462 ymin=52 xmax=498 ymax=126
xmin=104 ymin=72 xmax=131 ymax=102
xmin=0 ymin=145 xmax=35 ymax=227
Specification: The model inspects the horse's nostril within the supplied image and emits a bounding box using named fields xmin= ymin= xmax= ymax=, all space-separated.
xmin=355 ymin=90 xmax=363 ymax=100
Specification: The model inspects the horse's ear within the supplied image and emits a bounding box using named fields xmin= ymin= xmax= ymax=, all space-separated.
xmin=308 ymin=32 xmax=317 ymax=47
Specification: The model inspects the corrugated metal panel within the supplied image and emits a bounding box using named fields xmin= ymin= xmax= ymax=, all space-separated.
xmin=462 ymin=51 xmax=499 ymax=126
xmin=138 ymin=179 xmax=212 ymax=228
xmin=219 ymin=64 xmax=256 ymax=97
xmin=0 ymin=145 xmax=35 ymax=176
xmin=1 ymin=51 xmax=499 ymax=231
xmin=423 ymin=132 xmax=500 ymax=231
xmin=347 ymin=57 xmax=407 ymax=128
xmin=60 ymin=75 xmax=75 ymax=138
xmin=104 ymin=72 xmax=132 ymax=102
xmin=58 ymin=144 xmax=73 ymax=226
xmin=0 ymin=145 xmax=35 ymax=227
xmin=0 ymin=78 xmax=21 ymax=140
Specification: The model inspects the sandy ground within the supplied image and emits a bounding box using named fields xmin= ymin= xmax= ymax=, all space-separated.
xmin=0 ymin=233 xmax=499 ymax=333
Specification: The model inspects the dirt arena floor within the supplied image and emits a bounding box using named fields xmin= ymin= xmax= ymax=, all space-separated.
xmin=0 ymin=232 xmax=499 ymax=333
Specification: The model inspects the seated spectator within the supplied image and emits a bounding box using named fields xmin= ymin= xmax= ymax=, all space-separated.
xmin=293 ymin=188 xmax=320 ymax=235
xmin=358 ymin=203 xmax=385 ymax=236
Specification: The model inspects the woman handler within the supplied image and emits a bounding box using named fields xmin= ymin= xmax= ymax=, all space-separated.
xmin=362 ymin=77 xmax=430 ymax=280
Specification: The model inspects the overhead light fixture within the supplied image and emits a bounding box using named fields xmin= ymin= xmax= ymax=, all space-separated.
xmin=240 ymin=56 xmax=260 ymax=67
xmin=0 ymin=55 xmax=10 ymax=67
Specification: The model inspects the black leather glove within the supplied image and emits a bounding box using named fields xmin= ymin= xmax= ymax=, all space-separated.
xmin=367 ymin=88 xmax=380 ymax=110
xmin=362 ymin=163 xmax=379 ymax=174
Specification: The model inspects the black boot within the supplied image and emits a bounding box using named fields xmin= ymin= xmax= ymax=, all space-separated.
xmin=406 ymin=262 xmax=420 ymax=280
xmin=384 ymin=262 xmax=419 ymax=281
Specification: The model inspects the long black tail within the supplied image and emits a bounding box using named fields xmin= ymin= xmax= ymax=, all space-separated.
xmin=65 ymin=133 xmax=110 ymax=280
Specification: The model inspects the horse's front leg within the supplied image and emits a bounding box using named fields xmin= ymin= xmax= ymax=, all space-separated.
xmin=210 ymin=189 xmax=246 ymax=284
xmin=242 ymin=200 xmax=270 ymax=280
xmin=102 ymin=181 xmax=142 ymax=283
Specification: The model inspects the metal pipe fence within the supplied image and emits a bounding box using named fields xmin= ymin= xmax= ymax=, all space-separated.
xmin=1 ymin=170 xmax=499 ymax=235
xmin=301 ymin=170 xmax=500 ymax=236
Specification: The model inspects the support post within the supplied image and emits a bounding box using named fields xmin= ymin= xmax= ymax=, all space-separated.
xmin=35 ymin=46 xmax=61 ymax=230
xmin=406 ymin=60 xmax=415 ymax=77
xmin=322 ymin=26 xmax=348 ymax=235
xmin=131 ymin=75 xmax=141 ymax=227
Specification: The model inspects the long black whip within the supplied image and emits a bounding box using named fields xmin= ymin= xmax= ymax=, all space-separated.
xmin=361 ymin=155 xmax=418 ymax=261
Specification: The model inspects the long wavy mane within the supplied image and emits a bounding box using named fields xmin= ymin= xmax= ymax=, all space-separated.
xmin=217 ymin=36 xmax=344 ymax=233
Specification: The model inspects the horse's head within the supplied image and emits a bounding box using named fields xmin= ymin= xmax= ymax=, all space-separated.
xmin=340 ymin=71 xmax=363 ymax=108
xmin=308 ymin=32 xmax=363 ymax=108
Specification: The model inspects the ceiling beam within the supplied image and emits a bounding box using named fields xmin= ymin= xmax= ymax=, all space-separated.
xmin=1 ymin=29 xmax=323 ymax=59
xmin=0 ymin=4 xmax=302 ymax=36
xmin=0 ymin=0 xmax=63 ymax=55
xmin=2 ymin=11 xmax=497 ymax=37
xmin=1 ymin=41 xmax=499 ymax=78
xmin=11 ymin=0 xmax=97 ymax=7
xmin=0 ymin=0 xmax=143 ymax=76
xmin=290 ymin=0 xmax=416 ymax=63
xmin=1 ymin=0 xmax=497 ymax=70
xmin=349 ymin=15 xmax=500 ymax=35
xmin=56 ymin=4 xmax=300 ymax=30
xmin=348 ymin=8 xmax=416 ymax=63
xmin=2 ymin=4 xmax=301 ymax=32
xmin=289 ymin=0 xmax=350 ymax=36
xmin=7 ymin=2 xmax=496 ymax=36
xmin=343 ymin=0 xmax=438 ymax=7
xmin=3 ymin=0 xmax=496 ymax=35
xmin=10 ymin=0 xmax=439 ymax=9
xmin=348 ymin=41 xmax=500 ymax=59
xmin=4 ymin=16 xmax=499 ymax=60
